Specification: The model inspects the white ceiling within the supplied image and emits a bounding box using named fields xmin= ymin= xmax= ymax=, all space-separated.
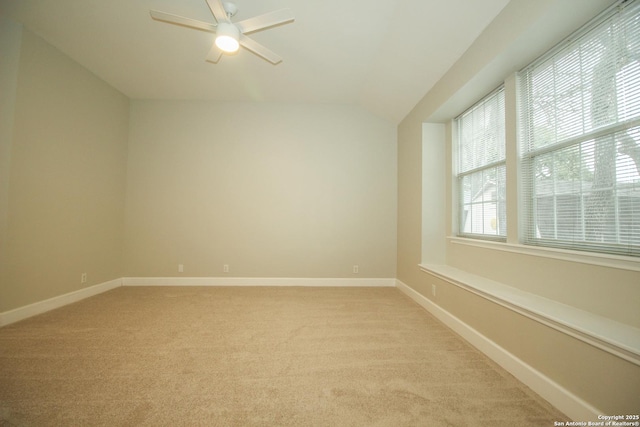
xmin=0 ymin=0 xmax=510 ymax=124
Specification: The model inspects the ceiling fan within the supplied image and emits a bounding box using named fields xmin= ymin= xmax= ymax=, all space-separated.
xmin=150 ymin=0 xmax=294 ymax=64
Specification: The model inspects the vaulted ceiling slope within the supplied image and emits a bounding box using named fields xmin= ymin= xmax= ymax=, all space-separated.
xmin=0 ymin=0 xmax=510 ymax=124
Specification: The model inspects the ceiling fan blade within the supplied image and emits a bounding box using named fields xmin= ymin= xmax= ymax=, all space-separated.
xmin=150 ymin=10 xmax=217 ymax=33
xmin=206 ymin=43 xmax=224 ymax=63
xmin=236 ymin=9 xmax=294 ymax=34
xmin=239 ymin=34 xmax=282 ymax=64
xmin=206 ymin=0 xmax=230 ymax=24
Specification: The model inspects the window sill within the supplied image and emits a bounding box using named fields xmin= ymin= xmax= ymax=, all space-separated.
xmin=448 ymin=236 xmax=640 ymax=272
xmin=419 ymin=263 xmax=640 ymax=366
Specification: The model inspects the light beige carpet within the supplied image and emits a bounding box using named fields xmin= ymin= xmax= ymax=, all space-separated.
xmin=0 ymin=286 xmax=566 ymax=426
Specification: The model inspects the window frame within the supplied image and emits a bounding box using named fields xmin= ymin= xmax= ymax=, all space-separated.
xmin=455 ymin=86 xmax=507 ymax=241
xmin=518 ymin=0 xmax=640 ymax=257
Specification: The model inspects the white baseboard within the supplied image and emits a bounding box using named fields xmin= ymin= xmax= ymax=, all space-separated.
xmin=123 ymin=277 xmax=396 ymax=287
xmin=0 ymin=277 xmax=395 ymax=327
xmin=0 ymin=278 xmax=122 ymax=327
xmin=395 ymin=279 xmax=602 ymax=422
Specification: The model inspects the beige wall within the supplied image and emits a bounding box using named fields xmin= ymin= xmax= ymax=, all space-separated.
xmin=0 ymin=17 xmax=22 ymax=313
xmin=124 ymin=100 xmax=397 ymax=278
xmin=0 ymin=28 xmax=129 ymax=312
xmin=397 ymin=0 xmax=640 ymax=415
xmin=1 ymin=22 xmax=397 ymax=314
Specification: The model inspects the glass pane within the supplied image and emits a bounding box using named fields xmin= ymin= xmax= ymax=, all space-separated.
xmin=496 ymin=165 xmax=507 ymax=236
xmin=618 ymin=190 xmax=640 ymax=246
xmin=457 ymin=89 xmax=505 ymax=173
xmin=530 ymin=128 xmax=640 ymax=251
xmin=459 ymin=167 xmax=506 ymax=237
xmin=523 ymin=1 xmax=640 ymax=151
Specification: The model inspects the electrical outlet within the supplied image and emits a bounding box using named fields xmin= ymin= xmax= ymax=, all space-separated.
xmin=178 ymin=264 xmax=184 ymax=273
xmin=432 ymin=284 xmax=437 ymax=297
xmin=223 ymin=264 xmax=229 ymax=273
xmin=353 ymin=265 xmax=359 ymax=274
xmin=81 ymin=273 xmax=87 ymax=284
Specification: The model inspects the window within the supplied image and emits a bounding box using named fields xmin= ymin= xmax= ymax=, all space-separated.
xmin=519 ymin=0 xmax=640 ymax=257
xmin=456 ymin=87 xmax=506 ymax=239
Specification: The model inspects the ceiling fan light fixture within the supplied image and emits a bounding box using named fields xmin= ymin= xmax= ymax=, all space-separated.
xmin=215 ymin=22 xmax=240 ymax=53
xmin=150 ymin=0 xmax=294 ymax=64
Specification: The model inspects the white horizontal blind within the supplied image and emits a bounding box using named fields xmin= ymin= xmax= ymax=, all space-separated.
xmin=456 ymin=87 xmax=506 ymax=239
xmin=519 ymin=0 xmax=640 ymax=256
